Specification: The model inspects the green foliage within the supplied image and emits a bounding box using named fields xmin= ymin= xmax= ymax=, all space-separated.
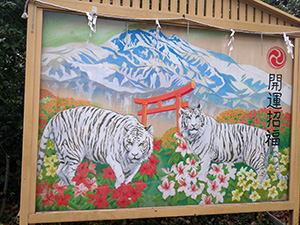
xmin=262 ymin=0 xmax=300 ymax=18
xmin=0 ymin=0 xmax=26 ymax=207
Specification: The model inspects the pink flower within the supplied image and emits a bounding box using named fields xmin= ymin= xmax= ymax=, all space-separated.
xmin=175 ymin=140 xmax=191 ymax=157
xmin=186 ymin=157 xmax=199 ymax=169
xmin=178 ymin=178 xmax=188 ymax=193
xmin=199 ymin=194 xmax=213 ymax=205
xmin=161 ymin=167 xmax=174 ymax=181
xmin=158 ymin=179 xmax=176 ymax=199
xmin=207 ymin=180 xmax=221 ymax=197
xmin=41 ymin=189 xmax=54 ymax=207
xmin=84 ymin=177 xmax=98 ymax=192
xmin=88 ymin=160 xmax=96 ymax=174
xmin=173 ymin=161 xmax=188 ymax=181
xmin=215 ymin=192 xmax=225 ymax=204
xmin=73 ymin=183 xmax=89 ymax=198
xmin=186 ymin=183 xmax=204 ymax=200
xmin=226 ymin=163 xmax=237 ymax=179
xmin=53 ymin=180 xmax=68 ymax=195
xmin=210 ymin=164 xmax=224 ymax=176
xmin=186 ymin=168 xmax=199 ymax=184
xmin=217 ymin=174 xmax=229 ymax=188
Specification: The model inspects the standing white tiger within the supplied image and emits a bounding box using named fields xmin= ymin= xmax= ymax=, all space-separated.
xmin=37 ymin=106 xmax=154 ymax=188
xmin=178 ymin=104 xmax=288 ymax=184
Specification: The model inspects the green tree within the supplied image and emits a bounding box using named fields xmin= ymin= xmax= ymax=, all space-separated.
xmin=262 ymin=0 xmax=300 ymax=18
xmin=0 ymin=0 xmax=26 ymax=220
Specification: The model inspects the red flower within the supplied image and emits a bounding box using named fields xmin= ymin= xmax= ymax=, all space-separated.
xmin=53 ymin=180 xmax=68 ymax=195
xmin=36 ymin=181 xmax=52 ymax=198
xmin=41 ymin=189 xmax=54 ymax=207
xmin=36 ymin=183 xmax=43 ymax=197
xmin=72 ymin=170 xmax=88 ymax=185
xmin=88 ymin=193 xmax=109 ymax=209
xmin=133 ymin=180 xmax=147 ymax=193
xmin=139 ymin=154 xmax=159 ymax=178
xmin=111 ymin=183 xmax=131 ymax=200
xmin=54 ymin=194 xmax=71 ymax=207
xmin=77 ymin=161 xmax=89 ymax=174
xmin=153 ymin=139 xmax=162 ymax=151
xmin=95 ymin=184 xmax=111 ymax=196
xmin=148 ymin=154 xmax=159 ymax=166
xmin=139 ymin=162 xmax=157 ymax=178
xmin=127 ymin=180 xmax=147 ymax=202
xmin=103 ymin=167 xmax=116 ymax=180
xmin=116 ymin=196 xmax=131 ymax=208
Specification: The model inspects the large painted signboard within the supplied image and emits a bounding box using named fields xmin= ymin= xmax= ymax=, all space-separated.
xmin=36 ymin=11 xmax=292 ymax=211
xmin=20 ymin=3 xmax=300 ymax=224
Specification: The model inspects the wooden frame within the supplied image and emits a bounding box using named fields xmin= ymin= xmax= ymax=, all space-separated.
xmin=20 ymin=0 xmax=300 ymax=224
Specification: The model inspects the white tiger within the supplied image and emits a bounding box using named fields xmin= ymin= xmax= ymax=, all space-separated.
xmin=37 ymin=106 xmax=154 ymax=188
xmin=178 ymin=104 xmax=288 ymax=184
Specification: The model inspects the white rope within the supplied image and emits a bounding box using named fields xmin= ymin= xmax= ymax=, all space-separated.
xmin=21 ymin=0 xmax=30 ymax=19
xmin=187 ymin=20 xmax=190 ymax=43
xmin=23 ymin=0 xmax=300 ymax=37
xmin=261 ymin=33 xmax=264 ymax=56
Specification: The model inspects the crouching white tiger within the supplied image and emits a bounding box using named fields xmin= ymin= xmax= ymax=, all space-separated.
xmin=178 ymin=104 xmax=288 ymax=184
xmin=37 ymin=106 xmax=154 ymax=188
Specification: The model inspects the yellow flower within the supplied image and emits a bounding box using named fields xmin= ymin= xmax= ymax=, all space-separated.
xmin=283 ymin=148 xmax=290 ymax=155
xmin=280 ymin=155 xmax=289 ymax=165
xmin=279 ymin=165 xmax=286 ymax=173
xmin=51 ymin=154 xmax=58 ymax=163
xmin=251 ymin=179 xmax=260 ymax=189
xmin=268 ymin=186 xmax=278 ymax=199
xmin=268 ymin=164 xmax=275 ymax=172
xmin=46 ymin=164 xmax=56 ymax=177
xmin=47 ymin=141 xmax=54 ymax=149
xmin=38 ymin=173 xmax=43 ymax=180
xmin=44 ymin=156 xmax=53 ymax=167
xmin=277 ymin=180 xmax=287 ymax=192
xmin=245 ymin=169 xmax=256 ymax=181
xmin=237 ymin=167 xmax=246 ymax=178
xmin=232 ymin=189 xmax=243 ymax=202
xmin=269 ymin=157 xmax=274 ymax=163
xmin=271 ymin=173 xmax=278 ymax=181
xmin=250 ymin=191 xmax=261 ymax=202
xmin=237 ymin=177 xmax=246 ymax=187
xmin=262 ymin=179 xmax=271 ymax=190
xmin=242 ymin=182 xmax=251 ymax=192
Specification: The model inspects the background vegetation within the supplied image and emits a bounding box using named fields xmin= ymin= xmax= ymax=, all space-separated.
xmin=0 ymin=0 xmax=298 ymax=223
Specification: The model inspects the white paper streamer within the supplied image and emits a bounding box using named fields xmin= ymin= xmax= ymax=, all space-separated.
xmin=86 ymin=6 xmax=98 ymax=42
xmin=283 ymin=33 xmax=294 ymax=59
xmin=227 ymin=29 xmax=235 ymax=56
xmin=156 ymin=19 xmax=161 ymax=40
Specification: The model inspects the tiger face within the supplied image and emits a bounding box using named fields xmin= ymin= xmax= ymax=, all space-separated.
xmin=179 ymin=105 xmax=205 ymax=137
xmin=123 ymin=125 xmax=154 ymax=163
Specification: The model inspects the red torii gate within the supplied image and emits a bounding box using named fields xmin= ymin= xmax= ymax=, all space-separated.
xmin=133 ymin=80 xmax=196 ymax=133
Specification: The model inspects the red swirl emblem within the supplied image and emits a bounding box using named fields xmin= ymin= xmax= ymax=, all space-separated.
xmin=267 ymin=47 xmax=286 ymax=69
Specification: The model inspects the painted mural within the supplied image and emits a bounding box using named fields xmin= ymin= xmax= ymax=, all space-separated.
xmin=36 ymin=11 xmax=291 ymax=211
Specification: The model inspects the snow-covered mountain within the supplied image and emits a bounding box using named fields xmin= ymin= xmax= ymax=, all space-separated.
xmin=41 ymin=29 xmax=291 ymax=110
